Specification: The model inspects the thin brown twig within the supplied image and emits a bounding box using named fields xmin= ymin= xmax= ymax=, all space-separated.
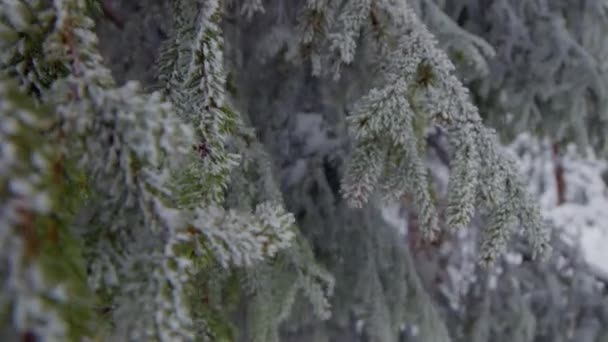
xmin=552 ymin=142 xmax=566 ymax=205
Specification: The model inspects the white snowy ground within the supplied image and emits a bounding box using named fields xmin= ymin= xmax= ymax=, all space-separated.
xmin=510 ymin=134 xmax=608 ymax=278
xmin=382 ymin=133 xmax=608 ymax=277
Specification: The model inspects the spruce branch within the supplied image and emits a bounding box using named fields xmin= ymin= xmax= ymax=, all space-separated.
xmin=335 ymin=0 xmax=550 ymax=262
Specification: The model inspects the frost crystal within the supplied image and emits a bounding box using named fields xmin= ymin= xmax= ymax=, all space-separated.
xmin=333 ymin=0 xmax=550 ymax=259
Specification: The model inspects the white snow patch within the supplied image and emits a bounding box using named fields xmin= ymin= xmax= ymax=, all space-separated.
xmin=510 ymin=134 xmax=608 ymax=278
xmin=293 ymin=113 xmax=340 ymax=155
xmin=284 ymin=158 xmax=308 ymax=187
xmin=381 ymin=202 xmax=407 ymax=236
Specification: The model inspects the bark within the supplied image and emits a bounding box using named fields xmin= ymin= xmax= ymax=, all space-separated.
xmin=552 ymin=142 xmax=566 ymax=205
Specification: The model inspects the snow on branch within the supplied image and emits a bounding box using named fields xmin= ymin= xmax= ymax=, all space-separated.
xmin=1 ymin=0 xmax=297 ymax=339
xmin=330 ymin=0 xmax=550 ymax=262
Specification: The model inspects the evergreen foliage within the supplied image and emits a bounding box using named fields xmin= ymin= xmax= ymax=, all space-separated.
xmin=313 ymin=0 xmax=549 ymax=259
xmin=438 ymin=0 xmax=608 ymax=154
xmin=3 ymin=0 xmax=606 ymax=341
xmin=1 ymin=0 xmax=298 ymax=340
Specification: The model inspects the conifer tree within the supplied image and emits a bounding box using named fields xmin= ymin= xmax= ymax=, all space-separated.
xmin=436 ymin=0 xmax=608 ymax=154
xmin=2 ymin=0 xmax=605 ymax=341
